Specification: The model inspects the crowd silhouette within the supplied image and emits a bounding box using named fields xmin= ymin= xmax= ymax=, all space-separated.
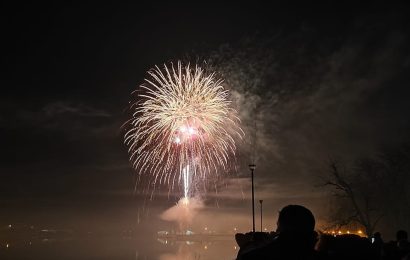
xmin=235 ymin=205 xmax=410 ymax=260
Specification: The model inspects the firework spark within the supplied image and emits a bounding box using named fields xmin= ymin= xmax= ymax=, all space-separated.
xmin=125 ymin=61 xmax=242 ymax=197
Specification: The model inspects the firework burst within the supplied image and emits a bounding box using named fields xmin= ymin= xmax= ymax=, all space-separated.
xmin=125 ymin=61 xmax=242 ymax=197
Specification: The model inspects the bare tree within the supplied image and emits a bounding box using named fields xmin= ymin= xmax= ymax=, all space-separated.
xmin=323 ymin=143 xmax=410 ymax=237
xmin=324 ymin=159 xmax=383 ymax=237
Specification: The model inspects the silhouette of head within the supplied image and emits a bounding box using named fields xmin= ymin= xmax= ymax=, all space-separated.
xmin=276 ymin=205 xmax=315 ymax=234
xmin=396 ymin=230 xmax=408 ymax=241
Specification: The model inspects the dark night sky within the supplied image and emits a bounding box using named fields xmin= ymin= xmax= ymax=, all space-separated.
xmin=1 ymin=2 xmax=410 ymax=232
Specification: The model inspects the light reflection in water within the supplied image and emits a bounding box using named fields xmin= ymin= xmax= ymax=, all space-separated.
xmin=0 ymin=237 xmax=238 ymax=260
xmin=158 ymin=240 xmax=237 ymax=260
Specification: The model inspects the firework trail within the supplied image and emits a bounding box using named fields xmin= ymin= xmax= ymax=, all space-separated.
xmin=125 ymin=61 xmax=242 ymax=198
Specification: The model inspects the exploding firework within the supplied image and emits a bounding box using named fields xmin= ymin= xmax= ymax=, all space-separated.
xmin=125 ymin=61 xmax=242 ymax=198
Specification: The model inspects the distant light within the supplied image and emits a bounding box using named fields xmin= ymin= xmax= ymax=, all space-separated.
xmin=174 ymin=137 xmax=181 ymax=144
xmin=234 ymin=246 xmax=237 ymax=250
xmin=264 ymin=227 xmax=268 ymax=231
xmin=6 ymin=243 xmax=9 ymax=248
xmin=8 ymin=224 xmax=12 ymax=228
xmin=358 ymin=230 xmax=363 ymax=234
xmin=234 ymin=227 xmax=237 ymax=231
xmin=180 ymin=126 xmax=187 ymax=133
xmin=338 ymin=231 xmax=342 ymax=234
xmin=347 ymin=231 xmax=350 ymax=234
xmin=204 ymin=245 xmax=208 ymax=250
xmin=204 ymin=227 xmax=208 ymax=231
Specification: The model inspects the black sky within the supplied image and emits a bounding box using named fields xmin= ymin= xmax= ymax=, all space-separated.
xmin=1 ymin=2 xmax=410 ymax=232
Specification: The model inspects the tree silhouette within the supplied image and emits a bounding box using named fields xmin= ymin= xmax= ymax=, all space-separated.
xmin=323 ymin=144 xmax=410 ymax=237
xmin=324 ymin=159 xmax=382 ymax=237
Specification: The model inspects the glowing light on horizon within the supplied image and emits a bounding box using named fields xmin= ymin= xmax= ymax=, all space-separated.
xmin=124 ymin=61 xmax=243 ymax=196
xmin=181 ymin=196 xmax=190 ymax=206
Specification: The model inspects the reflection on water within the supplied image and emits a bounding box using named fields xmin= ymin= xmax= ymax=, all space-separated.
xmin=158 ymin=240 xmax=237 ymax=260
xmin=0 ymin=235 xmax=238 ymax=260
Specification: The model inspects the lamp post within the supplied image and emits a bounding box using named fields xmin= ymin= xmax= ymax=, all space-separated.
xmin=259 ymin=200 xmax=263 ymax=232
xmin=249 ymin=164 xmax=256 ymax=233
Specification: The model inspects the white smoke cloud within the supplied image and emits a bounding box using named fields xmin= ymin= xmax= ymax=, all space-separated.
xmin=160 ymin=197 xmax=204 ymax=231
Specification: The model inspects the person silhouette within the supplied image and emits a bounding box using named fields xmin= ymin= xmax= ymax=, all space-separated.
xmin=396 ymin=230 xmax=410 ymax=259
xmin=372 ymin=232 xmax=384 ymax=258
xmin=237 ymin=205 xmax=322 ymax=260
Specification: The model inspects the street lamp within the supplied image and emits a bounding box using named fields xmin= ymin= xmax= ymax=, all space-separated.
xmin=259 ymin=200 xmax=263 ymax=232
xmin=249 ymin=164 xmax=256 ymax=233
